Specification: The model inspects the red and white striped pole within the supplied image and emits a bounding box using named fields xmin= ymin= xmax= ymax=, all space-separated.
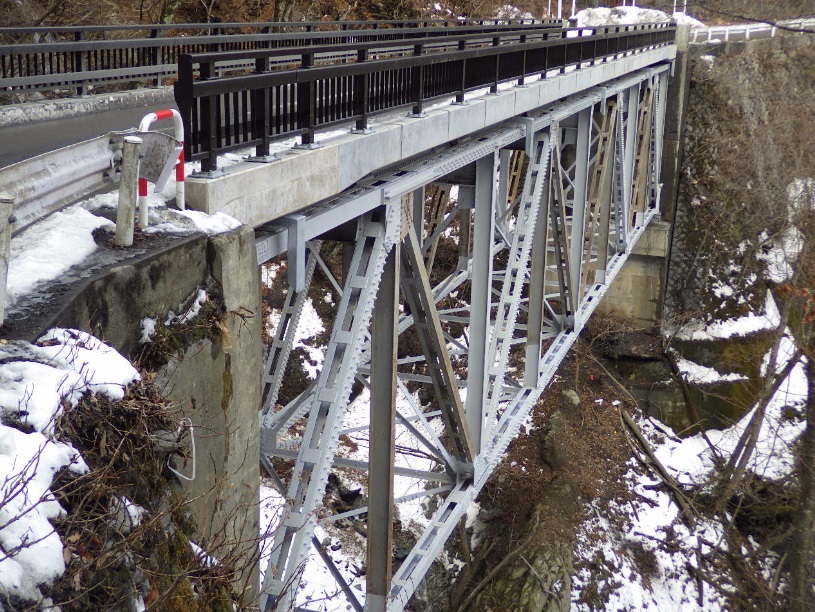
xmin=138 ymin=109 xmax=185 ymax=227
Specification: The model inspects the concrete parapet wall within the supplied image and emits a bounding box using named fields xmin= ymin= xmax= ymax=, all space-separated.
xmin=49 ymin=234 xmax=209 ymax=354
xmin=186 ymin=46 xmax=676 ymax=228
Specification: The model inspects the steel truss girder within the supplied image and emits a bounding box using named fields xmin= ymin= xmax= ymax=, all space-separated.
xmin=258 ymin=62 xmax=671 ymax=612
xmin=400 ymin=225 xmax=475 ymax=468
xmin=260 ymin=205 xmax=402 ymax=611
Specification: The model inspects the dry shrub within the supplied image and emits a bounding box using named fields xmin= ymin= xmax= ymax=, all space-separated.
xmin=46 ymin=380 xmax=242 ymax=611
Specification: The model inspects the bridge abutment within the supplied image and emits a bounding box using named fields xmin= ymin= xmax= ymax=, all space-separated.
xmin=156 ymin=225 xmax=262 ymax=598
xmin=596 ymin=219 xmax=671 ymax=329
xmin=26 ymin=225 xmax=263 ymax=598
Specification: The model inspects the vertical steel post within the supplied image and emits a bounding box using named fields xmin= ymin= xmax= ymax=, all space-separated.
xmin=568 ymin=107 xmax=592 ymax=303
xmin=465 ymin=152 xmax=497 ymax=455
xmin=496 ymin=149 xmax=512 ymax=235
xmin=0 ymin=193 xmax=14 ymax=327
xmin=149 ymin=29 xmax=160 ymax=87
xmin=115 ymin=136 xmax=142 ymax=248
xmin=624 ymin=83 xmax=640 ymax=216
xmin=410 ymin=44 xmax=426 ymax=117
xmin=651 ymin=70 xmax=670 ymax=209
xmin=412 ymin=186 xmax=425 ymax=245
xmin=353 ymin=49 xmax=371 ymax=133
xmin=458 ymin=205 xmax=472 ymax=271
xmin=366 ymin=243 xmax=399 ymax=612
xmin=73 ymin=31 xmax=87 ymax=96
xmin=525 ymin=168 xmax=550 ymax=388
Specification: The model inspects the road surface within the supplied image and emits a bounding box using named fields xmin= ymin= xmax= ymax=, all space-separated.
xmin=0 ymin=102 xmax=177 ymax=169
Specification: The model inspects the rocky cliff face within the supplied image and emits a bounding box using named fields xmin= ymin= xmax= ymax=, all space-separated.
xmin=666 ymin=35 xmax=815 ymax=322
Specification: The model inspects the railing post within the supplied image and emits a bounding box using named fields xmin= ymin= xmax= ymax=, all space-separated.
xmin=250 ymin=56 xmax=275 ymax=162
xmin=517 ymin=34 xmax=527 ymax=86
xmin=150 ymin=29 xmax=160 ymax=87
xmin=0 ymin=193 xmax=14 ymax=328
xmin=198 ymin=62 xmax=220 ymax=173
xmin=353 ymin=49 xmax=371 ymax=132
xmin=455 ymin=38 xmax=467 ymax=104
xmin=115 ymin=136 xmax=142 ymax=248
xmin=410 ymin=43 xmax=425 ymax=116
xmin=297 ymin=52 xmax=319 ymax=148
xmin=491 ymin=35 xmax=500 ymax=94
xmin=74 ymin=31 xmax=87 ymax=96
xmin=175 ymin=54 xmax=195 ymax=175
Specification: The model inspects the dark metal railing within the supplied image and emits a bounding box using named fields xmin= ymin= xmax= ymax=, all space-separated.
xmin=0 ymin=19 xmax=560 ymax=96
xmin=175 ymin=23 xmax=676 ymax=172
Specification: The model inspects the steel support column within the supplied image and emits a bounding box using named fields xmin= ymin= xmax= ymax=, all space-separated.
xmin=465 ymin=152 xmax=497 ymax=456
xmin=366 ymin=244 xmax=399 ymax=612
xmin=568 ymin=107 xmax=593 ymax=303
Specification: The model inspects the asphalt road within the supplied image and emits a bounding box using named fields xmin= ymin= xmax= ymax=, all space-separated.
xmin=0 ymin=102 xmax=178 ymax=169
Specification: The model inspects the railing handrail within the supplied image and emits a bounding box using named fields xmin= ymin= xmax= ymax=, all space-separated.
xmin=0 ymin=18 xmax=558 ymax=36
xmin=180 ymin=26 xmax=561 ymax=64
xmin=689 ymin=17 xmax=815 ymax=43
xmin=0 ymin=20 xmax=564 ymax=96
xmin=175 ymin=22 xmax=676 ymax=171
xmin=0 ymin=23 xmax=562 ymax=54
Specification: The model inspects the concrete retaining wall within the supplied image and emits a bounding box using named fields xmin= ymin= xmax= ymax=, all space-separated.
xmin=47 ymin=226 xmax=261 ymax=597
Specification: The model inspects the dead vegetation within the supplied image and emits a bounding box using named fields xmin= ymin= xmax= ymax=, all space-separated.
xmin=32 ymin=378 xmax=254 ymax=611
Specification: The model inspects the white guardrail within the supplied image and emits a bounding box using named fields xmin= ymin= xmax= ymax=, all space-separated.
xmin=690 ymin=18 xmax=815 ymax=44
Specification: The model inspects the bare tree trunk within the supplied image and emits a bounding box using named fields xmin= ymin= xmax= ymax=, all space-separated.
xmin=788 ymin=358 xmax=815 ymax=611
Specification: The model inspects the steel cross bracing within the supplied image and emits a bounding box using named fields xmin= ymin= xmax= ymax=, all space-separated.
xmin=258 ymin=63 xmax=671 ymax=611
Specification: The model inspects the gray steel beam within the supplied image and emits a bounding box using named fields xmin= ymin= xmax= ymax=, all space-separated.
xmin=524 ymin=156 xmax=551 ymax=387
xmin=412 ymin=186 xmax=425 ymax=245
xmin=401 ymin=224 xmax=474 ymax=468
xmin=568 ymin=107 xmax=592 ymax=303
xmin=464 ymin=152 xmax=497 ymax=456
xmin=261 ymin=205 xmax=401 ymax=610
xmin=485 ymin=130 xmax=552 ymax=426
xmin=367 ymin=244 xmax=399 ymax=611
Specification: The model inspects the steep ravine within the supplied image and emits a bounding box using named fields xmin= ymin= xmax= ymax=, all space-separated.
xmin=437 ymin=34 xmax=815 ymax=612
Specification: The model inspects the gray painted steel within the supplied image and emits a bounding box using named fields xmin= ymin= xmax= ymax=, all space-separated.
xmin=259 ymin=56 xmax=672 ymax=610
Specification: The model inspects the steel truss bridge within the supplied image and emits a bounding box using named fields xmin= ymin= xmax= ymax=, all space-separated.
xmin=235 ymin=27 xmax=675 ymax=610
xmin=2 ymin=15 xmax=679 ymax=612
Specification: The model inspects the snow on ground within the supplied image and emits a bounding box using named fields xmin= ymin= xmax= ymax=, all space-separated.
xmin=672 ymin=352 xmax=747 ymax=384
xmin=673 ymin=289 xmax=781 ymax=341
xmin=659 ymin=334 xmax=805 ymax=484
xmin=575 ymin=6 xmax=703 ymax=29
xmin=7 ymin=207 xmax=113 ymax=302
xmin=0 ymin=330 xmax=139 ymax=603
xmin=573 ymin=327 xmax=807 ymax=609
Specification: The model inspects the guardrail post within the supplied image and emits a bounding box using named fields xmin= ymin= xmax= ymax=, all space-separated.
xmin=74 ymin=31 xmax=87 ymax=96
xmin=409 ymin=44 xmax=426 ymax=117
xmin=0 ymin=193 xmax=14 ymax=328
xmin=352 ymin=49 xmax=371 ymax=133
xmin=115 ymin=136 xmax=142 ymax=248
